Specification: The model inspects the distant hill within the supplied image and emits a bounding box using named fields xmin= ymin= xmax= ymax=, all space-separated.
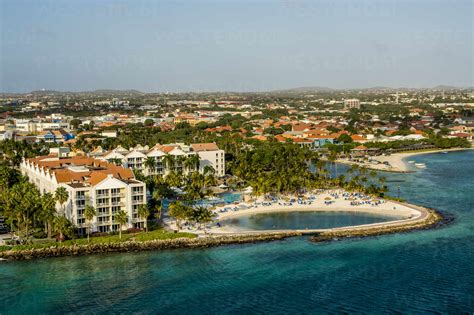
xmin=271 ymin=86 xmax=334 ymax=93
xmin=28 ymin=89 xmax=64 ymax=95
xmin=430 ymin=85 xmax=465 ymax=91
xmin=91 ymin=89 xmax=144 ymax=95
xmin=27 ymin=89 xmax=145 ymax=96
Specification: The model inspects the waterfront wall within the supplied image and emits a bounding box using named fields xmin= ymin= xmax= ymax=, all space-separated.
xmin=0 ymin=232 xmax=302 ymax=260
xmin=310 ymin=207 xmax=447 ymax=242
xmin=0 ymin=206 xmax=448 ymax=261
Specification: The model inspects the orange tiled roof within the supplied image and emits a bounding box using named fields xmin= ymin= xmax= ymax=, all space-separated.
xmin=25 ymin=156 xmax=135 ymax=186
xmin=251 ymin=135 xmax=268 ymax=141
xmin=350 ymin=135 xmax=365 ymax=141
xmin=160 ymin=145 xmax=177 ymax=153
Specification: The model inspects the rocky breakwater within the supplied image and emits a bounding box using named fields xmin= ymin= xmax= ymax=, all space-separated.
xmin=310 ymin=205 xmax=448 ymax=243
xmin=0 ymin=232 xmax=302 ymax=260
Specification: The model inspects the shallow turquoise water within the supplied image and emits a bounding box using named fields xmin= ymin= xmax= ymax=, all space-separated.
xmin=219 ymin=211 xmax=402 ymax=230
xmin=1 ymin=151 xmax=473 ymax=313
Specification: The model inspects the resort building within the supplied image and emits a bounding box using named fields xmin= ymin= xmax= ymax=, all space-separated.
xmin=20 ymin=156 xmax=147 ymax=234
xmin=96 ymin=142 xmax=226 ymax=177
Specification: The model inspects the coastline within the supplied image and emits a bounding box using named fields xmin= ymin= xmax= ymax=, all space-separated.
xmin=0 ymin=190 xmax=446 ymax=261
xmin=209 ymin=190 xmax=420 ymax=234
xmin=337 ymin=147 xmax=473 ymax=173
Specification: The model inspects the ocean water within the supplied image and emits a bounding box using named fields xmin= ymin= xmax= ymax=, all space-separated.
xmin=0 ymin=151 xmax=473 ymax=313
xmin=219 ymin=211 xmax=402 ymax=231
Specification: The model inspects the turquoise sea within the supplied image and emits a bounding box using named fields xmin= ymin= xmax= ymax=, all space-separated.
xmin=0 ymin=151 xmax=473 ymax=313
xmin=219 ymin=211 xmax=402 ymax=231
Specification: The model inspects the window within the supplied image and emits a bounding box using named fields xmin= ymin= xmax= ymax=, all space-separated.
xmin=98 ymin=207 xmax=108 ymax=215
xmin=132 ymin=186 xmax=143 ymax=194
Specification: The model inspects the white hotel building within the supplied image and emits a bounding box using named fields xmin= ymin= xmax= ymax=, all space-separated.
xmin=20 ymin=156 xmax=147 ymax=234
xmin=93 ymin=142 xmax=226 ymax=177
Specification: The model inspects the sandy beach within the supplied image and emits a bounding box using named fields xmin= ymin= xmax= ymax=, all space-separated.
xmin=164 ymin=189 xmax=429 ymax=235
xmin=338 ymin=147 xmax=473 ymax=173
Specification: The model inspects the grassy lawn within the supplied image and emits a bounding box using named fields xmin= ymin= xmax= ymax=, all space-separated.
xmin=0 ymin=229 xmax=196 ymax=252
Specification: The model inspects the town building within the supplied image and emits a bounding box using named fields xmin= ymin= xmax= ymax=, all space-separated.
xmin=96 ymin=142 xmax=226 ymax=177
xmin=20 ymin=156 xmax=147 ymax=234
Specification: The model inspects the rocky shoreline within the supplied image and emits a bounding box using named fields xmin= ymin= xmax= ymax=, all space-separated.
xmin=309 ymin=207 xmax=449 ymax=243
xmin=0 ymin=232 xmax=302 ymax=261
xmin=0 ymin=206 xmax=449 ymax=261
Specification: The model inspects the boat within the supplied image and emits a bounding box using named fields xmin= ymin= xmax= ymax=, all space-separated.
xmin=408 ymin=160 xmax=415 ymax=164
xmin=415 ymin=163 xmax=426 ymax=168
xmin=441 ymin=151 xmax=448 ymax=154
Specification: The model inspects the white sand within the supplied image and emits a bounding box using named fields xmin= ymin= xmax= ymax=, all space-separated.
xmin=166 ymin=189 xmax=428 ymax=234
xmin=338 ymin=147 xmax=473 ymax=173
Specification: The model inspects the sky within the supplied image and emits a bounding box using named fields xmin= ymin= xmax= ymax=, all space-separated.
xmin=0 ymin=0 xmax=473 ymax=92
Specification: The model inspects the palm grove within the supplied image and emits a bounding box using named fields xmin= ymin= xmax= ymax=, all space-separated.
xmin=0 ymin=135 xmax=391 ymax=244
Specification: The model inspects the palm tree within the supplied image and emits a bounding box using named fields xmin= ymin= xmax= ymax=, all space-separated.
xmin=84 ymin=205 xmax=96 ymax=242
xmin=136 ymin=204 xmax=150 ymax=232
xmin=328 ymin=152 xmax=338 ymax=178
xmin=203 ymin=165 xmax=215 ymax=176
xmin=184 ymin=154 xmax=200 ymax=173
xmin=163 ymin=154 xmax=175 ymax=172
xmin=144 ymin=157 xmax=156 ymax=175
xmin=115 ymin=210 xmax=128 ymax=239
xmin=154 ymin=201 xmax=163 ymax=221
xmin=55 ymin=187 xmax=69 ymax=216
xmin=168 ymin=201 xmax=188 ymax=230
xmin=165 ymin=170 xmax=183 ymax=188
xmin=175 ymin=155 xmax=185 ymax=174
xmin=53 ymin=215 xmax=72 ymax=242
xmin=107 ymin=158 xmax=123 ymax=166
xmin=40 ymin=192 xmax=56 ymax=239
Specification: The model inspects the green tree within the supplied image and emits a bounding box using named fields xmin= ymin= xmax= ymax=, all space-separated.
xmin=337 ymin=133 xmax=353 ymax=144
xmin=84 ymin=205 xmax=96 ymax=242
xmin=55 ymin=187 xmax=69 ymax=216
xmin=136 ymin=204 xmax=150 ymax=232
xmin=115 ymin=210 xmax=128 ymax=239
xmin=40 ymin=192 xmax=56 ymax=239
xmin=144 ymin=157 xmax=156 ymax=174
xmin=144 ymin=119 xmax=154 ymax=127
xmin=53 ymin=215 xmax=73 ymax=242
xmin=168 ymin=201 xmax=189 ymax=230
xmin=70 ymin=118 xmax=82 ymax=130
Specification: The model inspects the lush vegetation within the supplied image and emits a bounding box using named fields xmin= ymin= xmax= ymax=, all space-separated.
xmin=224 ymin=141 xmax=388 ymax=197
xmin=0 ymin=166 xmax=76 ymax=243
xmin=0 ymin=229 xmax=196 ymax=252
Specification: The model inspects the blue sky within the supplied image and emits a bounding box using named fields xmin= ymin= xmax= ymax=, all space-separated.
xmin=0 ymin=0 xmax=472 ymax=92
